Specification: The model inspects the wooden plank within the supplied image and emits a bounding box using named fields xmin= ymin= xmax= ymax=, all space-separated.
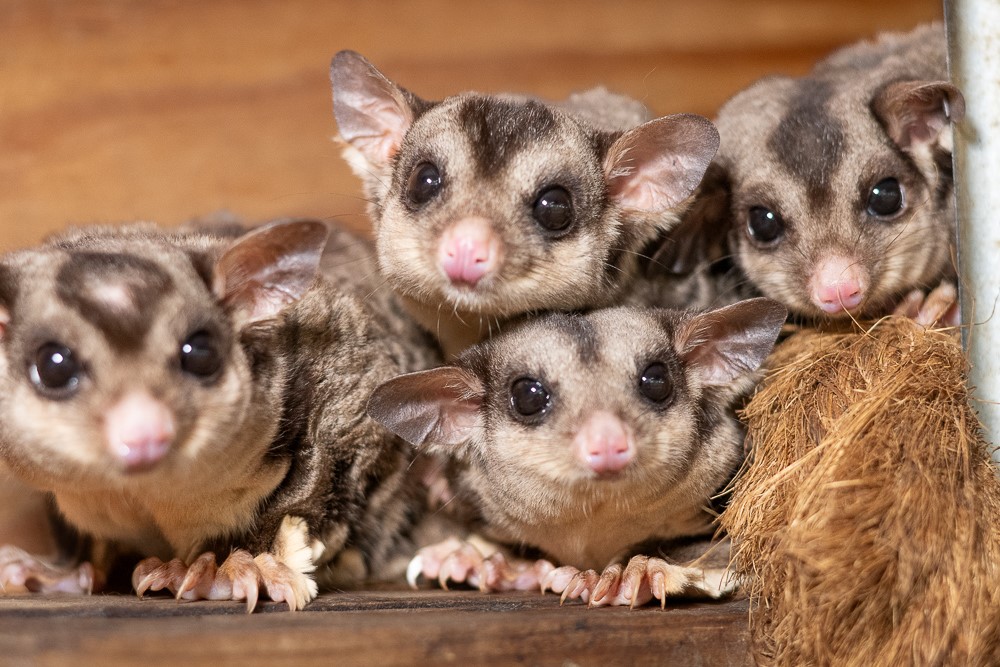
xmin=0 ymin=0 xmax=942 ymax=249
xmin=0 ymin=591 xmax=751 ymax=666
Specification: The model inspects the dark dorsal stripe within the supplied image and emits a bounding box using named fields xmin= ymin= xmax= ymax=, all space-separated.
xmin=767 ymin=78 xmax=846 ymax=210
xmin=457 ymin=97 xmax=557 ymax=176
xmin=56 ymin=252 xmax=173 ymax=349
xmin=546 ymin=311 xmax=599 ymax=364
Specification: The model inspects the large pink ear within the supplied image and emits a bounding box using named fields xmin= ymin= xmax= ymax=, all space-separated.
xmin=675 ymin=298 xmax=786 ymax=386
xmin=872 ymin=80 xmax=965 ymax=154
xmin=213 ymin=220 xmax=329 ymax=326
xmin=367 ymin=367 xmax=484 ymax=449
xmin=604 ymin=114 xmax=720 ymax=214
xmin=330 ymin=50 xmax=420 ymax=168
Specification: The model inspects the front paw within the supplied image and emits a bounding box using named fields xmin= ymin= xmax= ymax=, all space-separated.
xmin=0 ymin=545 xmax=94 ymax=595
xmin=541 ymin=555 xmax=737 ymax=608
xmin=132 ymin=549 xmax=317 ymax=613
xmin=407 ymin=537 xmax=554 ymax=592
xmin=893 ymin=282 xmax=960 ymax=327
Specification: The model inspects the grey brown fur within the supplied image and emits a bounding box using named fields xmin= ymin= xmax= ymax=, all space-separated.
xmin=330 ymin=51 xmax=719 ymax=356
xmin=687 ymin=24 xmax=964 ymax=320
xmin=368 ymin=299 xmax=785 ymax=572
xmin=0 ymin=220 xmax=439 ymax=607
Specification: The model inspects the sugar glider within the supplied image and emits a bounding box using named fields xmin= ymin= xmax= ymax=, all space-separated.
xmin=0 ymin=219 xmax=439 ymax=610
xmin=368 ymin=298 xmax=786 ymax=607
xmin=330 ymin=50 xmax=720 ymax=356
xmin=688 ymin=24 xmax=964 ymax=326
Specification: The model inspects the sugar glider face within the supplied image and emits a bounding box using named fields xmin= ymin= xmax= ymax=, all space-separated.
xmin=368 ymin=298 xmax=785 ymax=515
xmin=330 ymin=51 xmax=719 ymax=323
xmin=714 ymin=25 xmax=963 ymax=320
xmin=0 ymin=221 xmax=327 ymax=491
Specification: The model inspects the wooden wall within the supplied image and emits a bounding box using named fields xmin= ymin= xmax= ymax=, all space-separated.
xmin=0 ymin=0 xmax=943 ymax=250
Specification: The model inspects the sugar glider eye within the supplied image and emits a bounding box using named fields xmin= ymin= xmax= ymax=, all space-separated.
xmin=406 ymin=162 xmax=443 ymax=206
xmin=180 ymin=330 xmax=222 ymax=379
xmin=29 ymin=342 xmax=82 ymax=397
xmin=867 ymin=178 xmax=904 ymax=218
xmin=532 ymin=186 xmax=573 ymax=235
xmin=746 ymin=206 xmax=784 ymax=246
xmin=509 ymin=377 xmax=551 ymax=421
xmin=638 ymin=362 xmax=673 ymax=405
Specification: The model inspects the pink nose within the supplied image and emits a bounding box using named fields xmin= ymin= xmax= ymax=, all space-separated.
xmin=573 ymin=411 xmax=635 ymax=475
xmin=104 ymin=391 xmax=176 ymax=473
xmin=810 ymin=255 xmax=868 ymax=314
xmin=438 ymin=217 xmax=503 ymax=287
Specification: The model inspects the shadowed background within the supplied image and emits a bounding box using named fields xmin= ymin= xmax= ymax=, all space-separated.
xmin=0 ymin=0 xmax=942 ymax=250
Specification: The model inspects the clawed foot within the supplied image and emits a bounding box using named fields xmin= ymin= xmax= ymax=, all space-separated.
xmin=132 ymin=549 xmax=317 ymax=613
xmin=0 ymin=545 xmax=94 ymax=595
xmin=407 ymin=537 xmax=555 ymax=592
xmin=893 ymin=282 xmax=960 ymax=328
xmin=540 ymin=555 xmax=736 ymax=608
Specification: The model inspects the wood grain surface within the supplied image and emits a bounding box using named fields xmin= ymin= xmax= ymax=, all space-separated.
xmin=0 ymin=0 xmax=942 ymax=250
xmin=0 ymin=591 xmax=752 ymax=666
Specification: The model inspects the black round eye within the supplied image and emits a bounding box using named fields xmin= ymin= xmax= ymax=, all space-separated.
xmin=180 ymin=331 xmax=222 ymax=379
xmin=509 ymin=377 xmax=551 ymax=420
xmin=638 ymin=362 xmax=673 ymax=404
xmin=29 ymin=343 xmax=82 ymax=396
xmin=747 ymin=207 xmax=785 ymax=245
xmin=406 ymin=162 xmax=443 ymax=206
xmin=532 ymin=186 xmax=573 ymax=234
xmin=867 ymin=178 xmax=904 ymax=218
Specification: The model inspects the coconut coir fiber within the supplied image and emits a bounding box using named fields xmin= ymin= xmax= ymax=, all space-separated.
xmin=722 ymin=317 xmax=1000 ymax=666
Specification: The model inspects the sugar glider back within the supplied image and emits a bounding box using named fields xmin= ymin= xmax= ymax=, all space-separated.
xmin=330 ymin=50 xmax=719 ymax=356
xmin=0 ymin=220 xmax=438 ymax=611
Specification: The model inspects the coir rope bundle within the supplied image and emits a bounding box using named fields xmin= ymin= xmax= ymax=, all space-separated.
xmin=721 ymin=317 xmax=1000 ymax=666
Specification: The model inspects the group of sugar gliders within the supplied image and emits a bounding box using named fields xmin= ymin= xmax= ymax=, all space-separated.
xmin=0 ymin=23 xmax=965 ymax=612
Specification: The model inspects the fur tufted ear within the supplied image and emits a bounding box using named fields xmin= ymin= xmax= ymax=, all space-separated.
xmin=872 ymin=80 xmax=965 ymax=154
xmin=367 ymin=367 xmax=484 ymax=449
xmin=604 ymin=114 xmax=720 ymax=215
xmin=675 ymin=298 xmax=786 ymax=387
xmin=330 ymin=50 xmax=423 ymax=170
xmin=213 ymin=220 xmax=329 ymax=326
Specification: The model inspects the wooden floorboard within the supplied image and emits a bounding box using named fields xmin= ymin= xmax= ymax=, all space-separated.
xmin=0 ymin=591 xmax=750 ymax=666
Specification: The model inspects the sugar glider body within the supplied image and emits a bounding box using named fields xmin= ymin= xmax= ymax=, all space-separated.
xmin=330 ymin=51 xmax=720 ymax=356
xmin=693 ymin=24 xmax=964 ymax=324
xmin=369 ymin=298 xmax=786 ymax=606
xmin=0 ymin=220 xmax=438 ymax=610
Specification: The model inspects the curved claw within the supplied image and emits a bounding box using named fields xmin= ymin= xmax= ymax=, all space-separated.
xmin=406 ymin=555 xmax=423 ymax=589
xmin=133 ymin=557 xmax=164 ymax=598
xmin=268 ymin=581 xmax=296 ymax=612
xmin=650 ymin=570 xmax=667 ymax=609
xmin=245 ymin=582 xmax=259 ymax=614
xmin=589 ymin=564 xmax=622 ymax=607
xmin=437 ymin=566 xmax=451 ymax=591
xmin=135 ymin=573 xmax=156 ymax=598
xmin=176 ymin=552 xmax=217 ymax=601
xmin=561 ymin=569 xmax=597 ymax=605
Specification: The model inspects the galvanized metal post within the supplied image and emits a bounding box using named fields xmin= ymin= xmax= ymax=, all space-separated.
xmin=946 ymin=2 xmax=1000 ymax=459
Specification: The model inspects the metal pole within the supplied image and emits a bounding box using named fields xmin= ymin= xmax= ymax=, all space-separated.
xmin=946 ymin=2 xmax=1000 ymax=460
